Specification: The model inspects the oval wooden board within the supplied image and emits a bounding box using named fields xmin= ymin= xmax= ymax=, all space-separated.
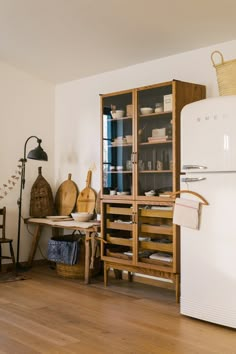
xmin=76 ymin=170 xmax=96 ymax=213
xmin=55 ymin=174 xmax=78 ymax=216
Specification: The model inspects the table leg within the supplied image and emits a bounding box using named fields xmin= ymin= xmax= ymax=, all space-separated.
xmin=104 ymin=262 xmax=108 ymax=287
xmin=175 ymin=274 xmax=180 ymax=303
xmin=28 ymin=224 xmax=41 ymax=267
xmin=84 ymin=231 xmax=90 ymax=284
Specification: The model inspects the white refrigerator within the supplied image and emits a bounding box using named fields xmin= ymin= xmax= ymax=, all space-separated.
xmin=180 ymin=95 xmax=236 ymax=329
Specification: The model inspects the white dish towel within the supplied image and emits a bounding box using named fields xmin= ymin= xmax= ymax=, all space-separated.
xmin=173 ymin=197 xmax=200 ymax=230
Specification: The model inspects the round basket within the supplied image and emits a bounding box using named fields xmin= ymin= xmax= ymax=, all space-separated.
xmin=56 ymin=238 xmax=101 ymax=279
xmin=211 ymin=50 xmax=236 ymax=96
xmin=56 ymin=262 xmax=85 ymax=279
xmin=56 ymin=259 xmax=101 ymax=279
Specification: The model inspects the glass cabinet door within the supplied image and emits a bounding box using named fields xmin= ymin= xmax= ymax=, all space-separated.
xmin=102 ymin=91 xmax=134 ymax=198
xmin=136 ymin=84 xmax=173 ymax=198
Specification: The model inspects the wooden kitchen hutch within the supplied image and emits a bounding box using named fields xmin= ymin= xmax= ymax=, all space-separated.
xmin=100 ymin=80 xmax=206 ymax=301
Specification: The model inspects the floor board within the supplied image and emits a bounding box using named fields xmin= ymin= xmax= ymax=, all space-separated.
xmin=0 ymin=265 xmax=235 ymax=354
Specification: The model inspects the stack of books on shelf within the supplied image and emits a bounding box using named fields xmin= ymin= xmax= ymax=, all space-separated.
xmin=148 ymin=136 xmax=169 ymax=143
xmin=147 ymin=127 xmax=171 ymax=143
xmin=149 ymin=252 xmax=173 ymax=262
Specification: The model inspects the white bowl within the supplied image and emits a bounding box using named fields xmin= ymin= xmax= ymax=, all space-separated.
xmin=71 ymin=212 xmax=93 ymax=222
xmin=145 ymin=190 xmax=156 ymax=197
xmin=117 ymin=191 xmax=129 ymax=195
xmin=110 ymin=190 xmax=117 ymax=196
xmin=140 ymin=107 xmax=153 ymax=115
xmin=111 ymin=110 xmax=124 ymax=119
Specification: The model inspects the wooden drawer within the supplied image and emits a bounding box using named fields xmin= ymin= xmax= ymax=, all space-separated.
xmin=107 ymin=220 xmax=133 ymax=231
xmin=139 ymin=240 xmax=173 ymax=252
xmin=106 ymin=206 xmax=133 ymax=215
xmin=141 ymin=224 xmax=173 ymax=235
xmin=107 ymin=234 xmax=132 ymax=247
xmin=140 ymin=208 xmax=173 ymax=219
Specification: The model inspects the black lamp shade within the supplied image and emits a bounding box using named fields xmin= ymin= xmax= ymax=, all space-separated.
xmin=27 ymin=144 xmax=48 ymax=161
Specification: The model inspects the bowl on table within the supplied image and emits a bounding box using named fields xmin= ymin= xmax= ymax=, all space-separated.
xmin=71 ymin=212 xmax=93 ymax=222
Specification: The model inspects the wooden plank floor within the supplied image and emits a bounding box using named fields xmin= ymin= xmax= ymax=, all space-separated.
xmin=0 ymin=264 xmax=235 ymax=354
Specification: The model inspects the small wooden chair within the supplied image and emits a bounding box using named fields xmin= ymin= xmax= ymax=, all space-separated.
xmin=0 ymin=207 xmax=16 ymax=272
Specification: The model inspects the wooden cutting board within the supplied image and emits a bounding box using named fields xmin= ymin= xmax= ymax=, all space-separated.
xmin=30 ymin=167 xmax=54 ymax=217
xmin=55 ymin=173 xmax=78 ymax=216
xmin=76 ymin=170 xmax=96 ymax=213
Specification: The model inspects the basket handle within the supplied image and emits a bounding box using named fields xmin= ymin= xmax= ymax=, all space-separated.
xmin=211 ymin=51 xmax=224 ymax=67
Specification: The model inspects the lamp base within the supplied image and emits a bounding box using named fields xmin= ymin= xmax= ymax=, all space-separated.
xmin=15 ymin=262 xmax=31 ymax=273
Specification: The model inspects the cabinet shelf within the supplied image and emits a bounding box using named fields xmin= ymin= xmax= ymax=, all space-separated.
xmin=141 ymin=223 xmax=173 ymax=235
xmin=105 ymin=171 xmax=132 ymax=174
xmin=139 ymin=141 xmax=172 ymax=146
xmin=105 ymin=251 xmax=173 ymax=269
xmin=139 ymin=241 xmax=173 ymax=253
xmin=139 ymin=111 xmax=172 ymax=118
xmin=106 ymin=206 xmax=133 ymax=215
xmin=140 ymin=257 xmax=173 ymax=268
xmin=107 ymin=220 xmax=133 ymax=231
xmin=139 ymin=170 xmax=172 ymax=174
xmin=106 ymin=250 xmax=132 ymax=261
xmin=109 ymin=144 xmax=132 ymax=147
xmin=140 ymin=208 xmax=173 ymax=218
xmin=107 ymin=235 xmax=132 ymax=246
xmin=107 ymin=116 xmax=132 ymax=122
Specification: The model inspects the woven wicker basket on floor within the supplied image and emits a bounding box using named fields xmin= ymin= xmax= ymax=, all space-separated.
xmin=56 ymin=239 xmax=101 ymax=279
xmin=211 ymin=50 xmax=236 ymax=96
xmin=56 ymin=262 xmax=85 ymax=279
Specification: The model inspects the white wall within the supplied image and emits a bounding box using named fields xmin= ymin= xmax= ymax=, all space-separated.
xmin=2 ymin=39 xmax=235 ymax=264
xmin=0 ymin=61 xmax=55 ymax=262
xmin=55 ymin=40 xmax=236 ymax=193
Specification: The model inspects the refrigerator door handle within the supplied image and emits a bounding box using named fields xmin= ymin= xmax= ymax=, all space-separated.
xmin=181 ymin=177 xmax=206 ymax=183
xmin=182 ymin=164 xmax=207 ymax=170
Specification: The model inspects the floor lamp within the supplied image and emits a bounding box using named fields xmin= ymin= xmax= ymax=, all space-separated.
xmin=16 ymin=135 xmax=48 ymax=270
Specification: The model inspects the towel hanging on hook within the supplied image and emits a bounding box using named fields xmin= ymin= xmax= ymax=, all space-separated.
xmin=171 ymin=190 xmax=209 ymax=230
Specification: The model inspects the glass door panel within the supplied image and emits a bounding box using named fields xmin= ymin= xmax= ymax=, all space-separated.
xmin=102 ymin=92 xmax=133 ymax=197
xmin=136 ymin=85 xmax=173 ymax=198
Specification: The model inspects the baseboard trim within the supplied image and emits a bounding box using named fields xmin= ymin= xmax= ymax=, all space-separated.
xmin=1 ymin=259 xmax=48 ymax=272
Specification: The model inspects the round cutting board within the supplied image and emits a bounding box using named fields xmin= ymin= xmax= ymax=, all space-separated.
xmin=76 ymin=170 xmax=96 ymax=213
xmin=55 ymin=173 xmax=78 ymax=216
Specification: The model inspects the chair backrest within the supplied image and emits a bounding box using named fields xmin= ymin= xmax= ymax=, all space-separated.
xmin=0 ymin=207 xmax=6 ymax=239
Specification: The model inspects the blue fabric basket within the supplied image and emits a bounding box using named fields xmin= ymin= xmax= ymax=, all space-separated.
xmin=47 ymin=235 xmax=80 ymax=265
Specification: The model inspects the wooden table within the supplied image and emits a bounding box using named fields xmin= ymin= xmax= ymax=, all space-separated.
xmin=25 ymin=218 xmax=100 ymax=284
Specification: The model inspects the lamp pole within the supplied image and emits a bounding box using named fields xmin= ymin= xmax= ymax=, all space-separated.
xmin=16 ymin=136 xmax=48 ymax=270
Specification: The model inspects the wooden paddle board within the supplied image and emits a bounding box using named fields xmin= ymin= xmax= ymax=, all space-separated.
xmin=30 ymin=167 xmax=54 ymax=217
xmin=55 ymin=173 xmax=78 ymax=216
xmin=76 ymin=170 xmax=96 ymax=213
